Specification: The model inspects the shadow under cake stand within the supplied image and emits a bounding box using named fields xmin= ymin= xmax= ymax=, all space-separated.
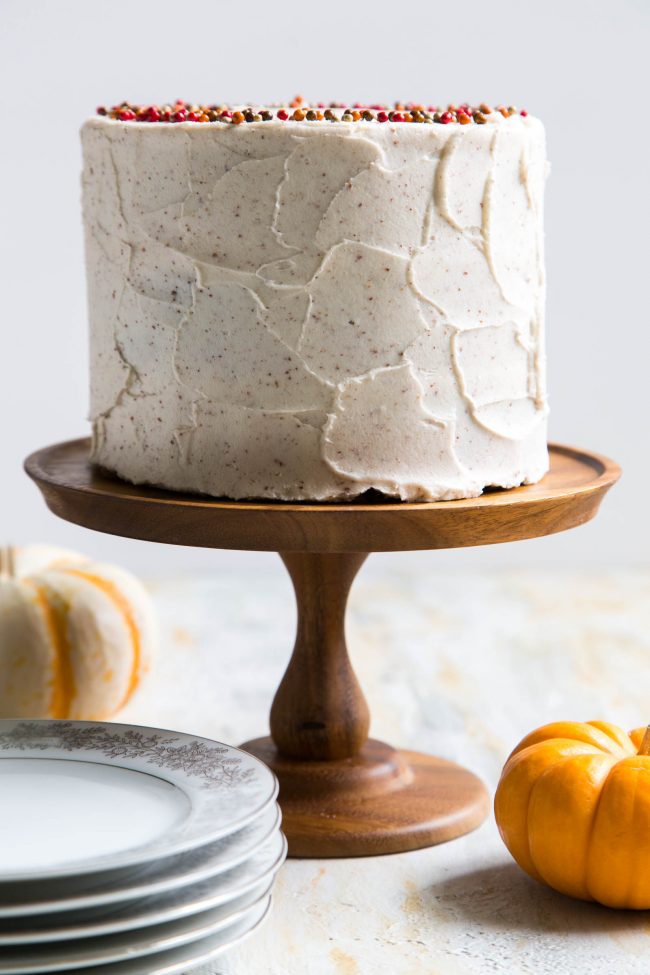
xmin=25 ymin=439 xmax=620 ymax=858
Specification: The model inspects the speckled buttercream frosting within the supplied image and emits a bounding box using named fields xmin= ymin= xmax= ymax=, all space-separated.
xmin=82 ymin=99 xmax=549 ymax=501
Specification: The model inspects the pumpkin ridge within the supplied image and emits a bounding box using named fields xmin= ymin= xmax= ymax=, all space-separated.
xmin=587 ymin=721 xmax=635 ymax=754
xmin=496 ymin=740 xmax=603 ymax=884
xmin=583 ymin=756 xmax=625 ymax=904
xmin=59 ymin=568 xmax=142 ymax=710
xmin=22 ymin=579 xmax=75 ymax=719
xmin=501 ymin=738 xmax=603 ymax=778
xmin=529 ymin=752 xmax=614 ymax=900
xmin=624 ymin=773 xmax=642 ymax=906
xmin=626 ymin=764 xmax=650 ymax=907
xmin=525 ymin=751 xmax=580 ymax=886
xmin=508 ymin=723 xmax=626 ymax=762
xmin=520 ymin=763 xmax=546 ymax=883
xmin=601 ymin=768 xmax=642 ymax=908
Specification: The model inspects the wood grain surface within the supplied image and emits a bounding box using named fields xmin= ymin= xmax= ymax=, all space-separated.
xmin=241 ymin=737 xmax=490 ymax=858
xmin=24 ymin=440 xmax=620 ymax=554
xmin=270 ymin=552 xmax=370 ymax=762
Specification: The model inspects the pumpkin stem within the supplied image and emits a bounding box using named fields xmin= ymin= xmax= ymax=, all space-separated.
xmin=0 ymin=546 xmax=16 ymax=580
xmin=638 ymin=726 xmax=650 ymax=756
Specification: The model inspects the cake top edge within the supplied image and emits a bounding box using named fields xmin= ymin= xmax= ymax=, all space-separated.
xmin=93 ymin=99 xmax=533 ymax=126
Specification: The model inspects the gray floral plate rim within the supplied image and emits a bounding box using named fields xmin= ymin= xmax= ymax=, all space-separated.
xmin=0 ymin=720 xmax=278 ymax=882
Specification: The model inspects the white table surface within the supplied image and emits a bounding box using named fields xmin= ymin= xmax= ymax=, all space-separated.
xmin=121 ymin=561 xmax=650 ymax=975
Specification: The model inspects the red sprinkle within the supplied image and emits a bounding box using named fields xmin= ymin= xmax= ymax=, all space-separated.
xmin=186 ymin=112 xmax=202 ymax=122
xmin=147 ymin=107 xmax=161 ymax=122
xmin=439 ymin=111 xmax=454 ymax=124
xmin=377 ymin=111 xmax=389 ymax=123
xmin=117 ymin=110 xmax=136 ymax=121
xmin=520 ymin=109 xmax=528 ymax=117
xmin=171 ymin=109 xmax=187 ymax=122
xmin=277 ymin=109 xmax=289 ymax=120
xmin=392 ymin=112 xmax=405 ymax=122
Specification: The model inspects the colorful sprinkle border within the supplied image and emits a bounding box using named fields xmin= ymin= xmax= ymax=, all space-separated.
xmin=97 ymin=97 xmax=529 ymax=125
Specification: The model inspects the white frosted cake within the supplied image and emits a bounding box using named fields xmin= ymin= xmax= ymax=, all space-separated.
xmin=81 ymin=100 xmax=549 ymax=501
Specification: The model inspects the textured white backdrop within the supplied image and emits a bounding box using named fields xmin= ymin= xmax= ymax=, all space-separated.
xmin=1 ymin=0 xmax=647 ymax=574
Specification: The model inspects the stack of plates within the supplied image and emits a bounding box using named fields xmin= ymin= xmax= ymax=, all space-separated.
xmin=0 ymin=719 xmax=285 ymax=974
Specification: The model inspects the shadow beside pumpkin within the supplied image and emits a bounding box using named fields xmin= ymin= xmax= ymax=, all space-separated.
xmin=425 ymin=861 xmax=650 ymax=934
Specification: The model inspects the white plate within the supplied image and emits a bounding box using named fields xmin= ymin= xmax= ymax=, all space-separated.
xmin=0 ymin=889 xmax=275 ymax=973
xmin=0 ymin=804 xmax=281 ymax=918
xmin=52 ymin=897 xmax=271 ymax=975
xmin=0 ymin=831 xmax=286 ymax=944
xmin=0 ymin=720 xmax=277 ymax=882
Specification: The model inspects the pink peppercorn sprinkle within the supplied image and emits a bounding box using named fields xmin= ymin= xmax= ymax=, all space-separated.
xmin=100 ymin=99 xmax=530 ymax=126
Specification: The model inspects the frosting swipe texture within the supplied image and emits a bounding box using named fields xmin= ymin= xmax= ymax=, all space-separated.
xmin=81 ymin=114 xmax=549 ymax=501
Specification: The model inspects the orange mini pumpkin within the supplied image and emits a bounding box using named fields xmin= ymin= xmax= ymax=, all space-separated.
xmin=495 ymin=720 xmax=650 ymax=909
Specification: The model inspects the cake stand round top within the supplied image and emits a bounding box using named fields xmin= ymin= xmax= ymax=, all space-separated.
xmin=25 ymin=439 xmax=619 ymax=554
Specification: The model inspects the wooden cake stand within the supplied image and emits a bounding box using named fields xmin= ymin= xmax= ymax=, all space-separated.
xmin=25 ymin=439 xmax=619 ymax=858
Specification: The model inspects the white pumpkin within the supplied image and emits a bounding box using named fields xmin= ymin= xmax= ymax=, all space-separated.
xmin=0 ymin=545 xmax=156 ymax=720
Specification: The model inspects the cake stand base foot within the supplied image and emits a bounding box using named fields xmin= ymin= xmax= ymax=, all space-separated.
xmin=241 ymin=737 xmax=489 ymax=858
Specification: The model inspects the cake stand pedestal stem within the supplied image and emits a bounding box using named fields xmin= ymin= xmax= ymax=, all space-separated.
xmin=244 ymin=550 xmax=490 ymax=857
xmin=271 ymin=552 xmax=370 ymax=762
